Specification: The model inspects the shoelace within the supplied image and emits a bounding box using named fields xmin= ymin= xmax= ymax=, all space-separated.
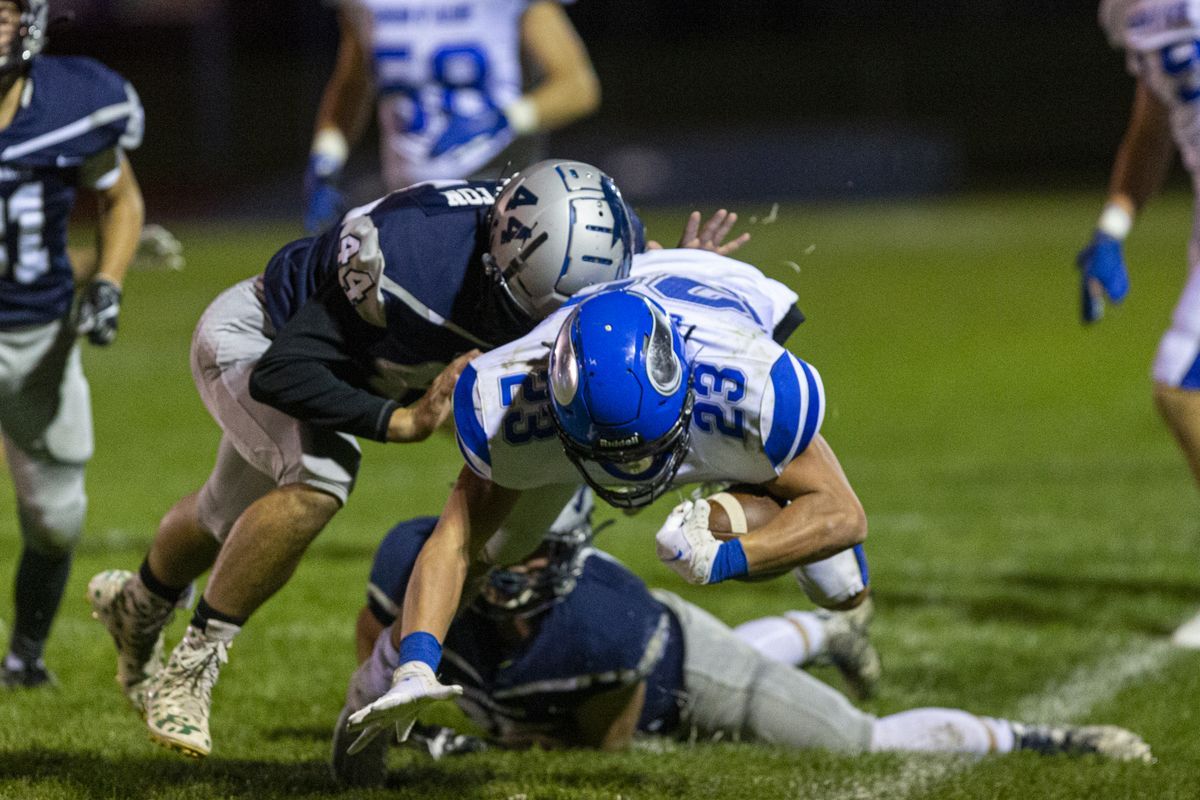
xmin=159 ymin=637 xmax=228 ymax=705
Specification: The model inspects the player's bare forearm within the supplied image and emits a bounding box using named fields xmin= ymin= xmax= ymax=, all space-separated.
xmin=519 ymin=1 xmax=600 ymax=130
xmin=742 ymin=434 xmax=867 ymax=575
xmin=395 ymin=468 xmax=520 ymax=647
xmin=89 ymin=154 xmax=144 ymax=287
xmin=1109 ymin=82 xmax=1175 ymax=213
xmin=314 ymin=9 xmax=373 ymax=147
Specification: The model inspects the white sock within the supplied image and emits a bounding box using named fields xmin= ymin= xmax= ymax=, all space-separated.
xmin=733 ymin=611 xmax=827 ymax=666
xmin=870 ymin=708 xmax=1016 ymax=755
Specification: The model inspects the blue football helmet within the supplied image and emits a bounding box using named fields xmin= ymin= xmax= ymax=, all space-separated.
xmin=0 ymin=0 xmax=47 ymax=74
xmin=548 ymin=289 xmax=694 ymax=508
xmin=482 ymin=159 xmax=635 ymax=322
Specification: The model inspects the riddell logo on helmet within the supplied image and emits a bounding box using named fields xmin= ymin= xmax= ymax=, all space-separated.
xmin=598 ymin=435 xmax=641 ymax=449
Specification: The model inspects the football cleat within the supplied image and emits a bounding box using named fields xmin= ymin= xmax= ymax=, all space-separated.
xmin=87 ymin=569 xmax=181 ymax=713
xmin=409 ymin=723 xmax=488 ymax=760
xmin=1012 ymin=722 xmax=1154 ymax=763
xmin=815 ymin=595 xmax=881 ymax=701
xmin=0 ymin=656 xmax=55 ymax=689
xmin=144 ymin=622 xmax=234 ymax=758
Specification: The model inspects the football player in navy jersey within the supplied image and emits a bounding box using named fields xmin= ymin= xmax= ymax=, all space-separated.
xmin=331 ymin=511 xmax=1152 ymax=786
xmin=302 ymin=0 xmax=601 ymax=233
xmin=89 ymin=160 xmax=737 ymax=759
xmin=0 ymin=0 xmax=146 ymax=688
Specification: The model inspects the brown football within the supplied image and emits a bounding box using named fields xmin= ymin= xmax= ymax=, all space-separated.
xmin=705 ymin=485 xmax=786 ymax=541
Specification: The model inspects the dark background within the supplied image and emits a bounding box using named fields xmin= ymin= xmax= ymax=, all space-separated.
xmin=49 ymin=1 xmax=1138 ymax=214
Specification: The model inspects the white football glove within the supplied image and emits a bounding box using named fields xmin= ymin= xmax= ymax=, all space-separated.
xmin=345 ymin=661 xmax=463 ymax=754
xmin=655 ymin=499 xmax=721 ymax=585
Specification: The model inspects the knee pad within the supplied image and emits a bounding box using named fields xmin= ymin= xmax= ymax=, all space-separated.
xmin=17 ymin=489 xmax=85 ymax=556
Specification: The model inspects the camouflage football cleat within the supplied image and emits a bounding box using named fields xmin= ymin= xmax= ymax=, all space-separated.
xmin=88 ymin=569 xmax=179 ymax=713
xmin=815 ymin=595 xmax=881 ymax=700
xmin=1012 ymin=722 xmax=1154 ymax=763
xmin=144 ymin=622 xmax=234 ymax=758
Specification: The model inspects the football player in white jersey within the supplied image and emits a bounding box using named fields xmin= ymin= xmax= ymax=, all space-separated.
xmin=344 ymin=248 xmax=876 ymax=744
xmin=302 ymin=0 xmax=600 ymax=233
xmin=1085 ymin=0 xmax=1200 ymax=497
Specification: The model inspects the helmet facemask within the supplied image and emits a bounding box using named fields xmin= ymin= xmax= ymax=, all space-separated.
xmin=477 ymin=524 xmax=593 ymax=619
xmin=0 ymin=1 xmax=46 ymax=75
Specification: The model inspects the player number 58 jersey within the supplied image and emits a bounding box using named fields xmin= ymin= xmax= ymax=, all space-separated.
xmin=454 ymin=251 xmax=823 ymax=493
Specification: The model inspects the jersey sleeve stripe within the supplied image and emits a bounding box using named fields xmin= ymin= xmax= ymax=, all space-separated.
xmin=454 ymin=364 xmax=493 ymax=478
xmin=0 ymin=98 xmax=139 ymax=161
xmin=796 ymin=358 xmax=825 ymax=456
xmin=764 ymin=353 xmax=802 ymax=469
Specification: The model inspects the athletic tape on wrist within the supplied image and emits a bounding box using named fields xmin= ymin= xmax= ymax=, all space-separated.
xmin=310 ymin=128 xmax=349 ymax=175
xmin=504 ymin=97 xmax=539 ymax=136
xmin=1097 ymin=202 xmax=1132 ymax=241
xmin=709 ymin=539 xmax=749 ymax=583
xmin=399 ymin=631 xmax=442 ymax=671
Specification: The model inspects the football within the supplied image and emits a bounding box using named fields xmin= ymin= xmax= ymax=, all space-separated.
xmin=704 ymin=485 xmax=786 ymax=542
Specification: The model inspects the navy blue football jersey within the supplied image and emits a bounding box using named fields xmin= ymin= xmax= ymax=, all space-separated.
xmin=0 ymin=56 xmax=143 ymax=328
xmin=367 ymin=516 xmax=685 ymax=739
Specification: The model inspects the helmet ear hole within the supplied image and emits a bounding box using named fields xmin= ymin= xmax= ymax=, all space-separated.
xmin=487 ymin=160 xmax=635 ymax=322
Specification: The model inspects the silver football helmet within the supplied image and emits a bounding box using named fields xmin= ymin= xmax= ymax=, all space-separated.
xmin=483 ymin=159 xmax=635 ymax=322
xmin=0 ymin=0 xmax=46 ymax=74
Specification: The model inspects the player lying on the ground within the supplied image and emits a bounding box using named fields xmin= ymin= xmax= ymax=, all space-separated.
xmin=331 ymin=509 xmax=1153 ymax=786
xmin=349 ymin=249 xmax=878 ymax=737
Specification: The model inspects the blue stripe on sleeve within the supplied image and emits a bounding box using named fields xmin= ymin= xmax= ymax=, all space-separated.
xmin=796 ymin=359 xmax=824 ymax=455
xmin=852 ymin=543 xmax=869 ymax=586
xmin=764 ymin=354 xmax=801 ymax=469
xmin=454 ymin=364 xmax=492 ymax=472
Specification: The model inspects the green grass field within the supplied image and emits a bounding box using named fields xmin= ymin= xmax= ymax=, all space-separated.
xmin=2 ymin=193 xmax=1200 ymax=799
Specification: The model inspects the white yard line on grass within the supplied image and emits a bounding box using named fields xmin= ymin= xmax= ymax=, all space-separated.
xmin=825 ymin=637 xmax=1177 ymax=800
xmin=1170 ymin=608 xmax=1200 ymax=649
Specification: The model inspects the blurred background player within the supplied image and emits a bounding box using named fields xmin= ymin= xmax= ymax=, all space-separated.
xmin=1085 ymin=1 xmax=1200 ymax=489
xmin=348 ymin=251 xmax=876 ymax=738
xmin=332 ymin=510 xmax=1152 ymax=787
xmin=302 ymin=0 xmax=601 ymax=233
xmin=0 ymin=0 xmax=145 ymax=687
xmin=89 ymin=159 xmax=641 ymax=758
xmin=1086 ymin=1 xmax=1200 ymax=644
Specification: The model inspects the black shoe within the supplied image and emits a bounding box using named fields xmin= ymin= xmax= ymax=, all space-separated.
xmin=1 ymin=660 xmax=56 ymax=689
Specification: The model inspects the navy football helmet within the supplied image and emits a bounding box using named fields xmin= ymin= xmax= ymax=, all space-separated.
xmin=548 ymin=289 xmax=694 ymax=508
xmin=0 ymin=0 xmax=46 ymax=74
xmin=482 ymin=159 xmax=635 ymax=323
xmin=479 ymin=519 xmax=594 ymax=619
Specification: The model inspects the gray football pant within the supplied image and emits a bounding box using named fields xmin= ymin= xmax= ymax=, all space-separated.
xmin=652 ymin=589 xmax=875 ymax=751
xmin=0 ymin=318 xmax=91 ymax=556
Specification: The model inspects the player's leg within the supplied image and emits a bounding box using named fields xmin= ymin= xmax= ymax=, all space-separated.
xmin=89 ymin=436 xmax=273 ymax=711
xmin=1152 ymin=250 xmax=1200 ymax=488
xmin=0 ymin=322 xmax=91 ymax=688
xmin=145 ymin=278 xmax=361 ymax=757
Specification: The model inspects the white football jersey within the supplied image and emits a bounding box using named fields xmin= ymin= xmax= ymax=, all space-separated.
xmin=453 ymin=250 xmax=822 ymax=495
xmin=340 ymin=0 xmax=543 ymax=189
xmin=1101 ymin=0 xmax=1200 ymax=177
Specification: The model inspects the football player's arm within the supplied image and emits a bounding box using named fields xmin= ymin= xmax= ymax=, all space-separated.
xmin=312 ymin=7 xmax=374 ymax=154
xmin=1106 ymin=81 xmax=1174 ymax=216
xmin=739 ymin=433 xmax=867 ymax=576
xmin=249 ymin=281 xmax=472 ymax=442
xmin=513 ymin=1 xmax=601 ymax=134
xmin=1077 ymin=81 xmax=1174 ymax=322
xmin=395 ymin=466 xmax=521 ymax=647
xmin=71 ymin=150 xmax=144 ymax=287
xmin=570 ymin=681 xmax=647 ymax=750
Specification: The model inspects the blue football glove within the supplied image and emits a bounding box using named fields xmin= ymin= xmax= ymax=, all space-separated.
xmin=303 ymin=153 xmax=346 ymax=234
xmin=1076 ymin=231 xmax=1129 ymax=324
xmin=429 ymin=108 xmax=510 ymax=159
